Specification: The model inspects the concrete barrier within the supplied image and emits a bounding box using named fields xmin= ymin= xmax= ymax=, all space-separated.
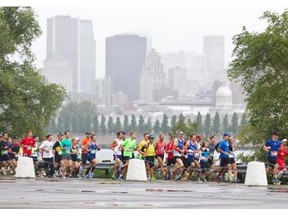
xmin=244 ymin=161 xmax=267 ymax=186
xmin=15 ymin=157 xmax=35 ymax=178
xmin=126 ymin=159 xmax=147 ymax=181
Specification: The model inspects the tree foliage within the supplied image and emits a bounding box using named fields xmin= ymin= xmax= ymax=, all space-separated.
xmin=228 ymin=9 xmax=288 ymax=143
xmin=138 ymin=115 xmax=145 ymax=134
xmin=222 ymin=114 xmax=229 ymax=133
xmin=204 ymin=113 xmax=211 ymax=136
xmin=0 ymin=7 xmax=66 ymax=138
xmin=153 ymin=119 xmax=161 ymax=135
xmin=230 ymin=112 xmax=239 ymax=135
xmin=212 ymin=112 xmax=220 ymax=135
xmin=161 ymin=114 xmax=169 ymax=134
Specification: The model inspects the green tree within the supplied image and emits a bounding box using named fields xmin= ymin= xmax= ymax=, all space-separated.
xmin=93 ymin=115 xmax=99 ymax=134
xmin=195 ymin=112 xmax=203 ymax=134
xmin=0 ymin=7 xmax=66 ymax=138
xmin=100 ymin=115 xmax=106 ymax=134
xmin=228 ymin=9 xmax=288 ymax=143
xmin=171 ymin=116 xmax=198 ymax=138
xmin=107 ymin=116 xmax=114 ymax=134
xmin=129 ymin=114 xmax=137 ymax=132
xmin=114 ymin=117 xmax=123 ymax=133
xmin=171 ymin=115 xmax=177 ymax=128
xmin=123 ymin=115 xmax=129 ymax=131
xmin=231 ymin=112 xmax=239 ymax=135
xmin=240 ymin=113 xmax=247 ymax=129
xmin=145 ymin=118 xmax=152 ymax=134
xmin=57 ymin=101 xmax=97 ymax=133
xmin=178 ymin=113 xmax=185 ymax=123
xmin=204 ymin=113 xmax=211 ymax=137
xmin=161 ymin=114 xmax=169 ymax=134
xmin=222 ymin=114 xmax=229 ymax=133
xmin=138 ymin=115 xmax=145 ymax=134
xmin=153 ymin=119 xmax=161 ymax=135
xmin=212 ymin=112 xmax=221 ymax=135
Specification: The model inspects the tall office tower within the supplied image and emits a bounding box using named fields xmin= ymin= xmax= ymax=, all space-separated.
xmin=161 ymin=51 xmax=205 ymax=96
xmin=203 ymin=35 xmax=226 ymax=85
xmin=106 ymin=34 xmax=147 ymax=101
xmin=46 ymin=16 xmax=96 ymax=94
xmin=169 ymin=67 xmax=187 ymax=98
xmin=140 ymin=49 xmax=166 ymax=102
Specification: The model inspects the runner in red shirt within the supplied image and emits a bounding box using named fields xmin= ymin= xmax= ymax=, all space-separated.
xmin=164 ymin=135 xmax=176 ymax=180
xmin=155 ymin=134 xmax=166 ymax=179
xmin=20 ymin=130 xmax=36 ymax=157
xmin=277 ymin=139 xmax=288 ymax=179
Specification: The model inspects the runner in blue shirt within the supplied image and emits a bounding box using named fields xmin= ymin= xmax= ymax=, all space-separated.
xmin=263 ymin=132 xmax=281 ymax=184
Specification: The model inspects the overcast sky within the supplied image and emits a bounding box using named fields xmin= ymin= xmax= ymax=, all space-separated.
xmin=3 ymin=0 xmax=287 ymax=78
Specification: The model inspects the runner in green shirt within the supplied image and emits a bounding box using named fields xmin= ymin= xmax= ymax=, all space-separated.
xmin=119 ymin=131 xmax=137 ymax=179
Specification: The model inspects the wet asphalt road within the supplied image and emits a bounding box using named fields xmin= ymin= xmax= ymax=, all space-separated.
xmin=0 ymin=177 xmax=287 ymax=209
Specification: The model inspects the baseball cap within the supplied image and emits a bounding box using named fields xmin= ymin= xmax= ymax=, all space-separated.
xmin=196 ymin=134 xmax=201 ymax=140
xmin=223 ymin=132 xmax=230 ymax=137
xmin=282 ymin=139 xmax=287 ymax=142
xmin=75 ymin=137 xmax=80 ymax=141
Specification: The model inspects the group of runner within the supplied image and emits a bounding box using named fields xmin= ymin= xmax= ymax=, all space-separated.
xmin=0 ymin=130 xmax=101 ymax=179
xmin=264 ymin=132 xmax=288 ymax=185
xmin=110 ymin=131 xmax=240 ymax=182
xmin=1 ymin=129 xmax=286 ymax=184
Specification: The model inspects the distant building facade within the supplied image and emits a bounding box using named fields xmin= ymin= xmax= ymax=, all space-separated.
xmin=106 ymin=34 xmax=147 ymax=101
xmin=41 ymin=54 xmax=73 ymax=93
xmin=45 ymin=15 xmax=96 ymax=94
xmin=203 ymin=35 xmax=226 ymax=85
xmin=140 ymin=49 xmax=166 ymax=102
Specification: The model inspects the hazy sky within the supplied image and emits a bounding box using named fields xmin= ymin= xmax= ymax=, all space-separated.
xmin=2 ymin=0 xmax=287 ymax=78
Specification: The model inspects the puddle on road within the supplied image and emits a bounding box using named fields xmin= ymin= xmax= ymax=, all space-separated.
xmin=268 ymin=187 xmax=288 ymax=193
xmin=111 ymin=191 xmax=128 ymax=194
xmin=81 ymin=190 xmax=95 ymax=193
xmin=146 ymin=189 xmax=193 ymax=193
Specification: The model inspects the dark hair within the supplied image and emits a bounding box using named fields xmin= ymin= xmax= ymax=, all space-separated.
xmin=143 ymin=133 xmax=149 ymax=137
xmin=210 ymin=136 xmax=215 ymax=140
xmin=64 ymin=131 xmax=70 ymax=135
xmin=33 ymin=135 xmax=39 ymax=138
xmin=45 ymin=134 xmax=52 ymax=139
xmin=90 ymin=134 xmax=97 ymax=139
xmin=27 ymin=130 xmax=32 ymax=134
xmin=190 ymin=133 xmax=196 ymax=138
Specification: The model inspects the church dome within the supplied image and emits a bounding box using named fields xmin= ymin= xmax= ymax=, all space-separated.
xmin=216 ymin=84 xmax=232 ymax=97
xmin=216 ymin=83 xmax=232 ymax=107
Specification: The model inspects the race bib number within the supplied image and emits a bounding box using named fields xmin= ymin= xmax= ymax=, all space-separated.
xmin=91 ymin=150 xmax=96 ymax=154
xmin=194 ymin=152 xmax=200 ymax=158
xmin=228 ymin=153 xmax=235 ymax=158
xmin=27 ymin=146 xmax=31 ymax=150
xmin=3 ymin=150 xmax=8 ymax=155
xmin=271 ymin=151 xmax=278 ymax=157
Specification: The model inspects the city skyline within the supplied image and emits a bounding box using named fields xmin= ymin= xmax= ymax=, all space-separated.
xmin=28 ymin=1 xmax=287 ymax=78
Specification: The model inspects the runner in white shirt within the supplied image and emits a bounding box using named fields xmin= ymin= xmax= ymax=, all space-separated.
xmin=110 ymin=131 xmax=125 ymax=179
xmin=39 ymin=134 xmax=54 ymax=178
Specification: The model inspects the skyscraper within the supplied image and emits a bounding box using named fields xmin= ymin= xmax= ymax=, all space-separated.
xmin=45 ymin=16 xmax=96 ymax=94
xmin=203 ymin=35 xmax=225 ymax=85
xmin=161 ymin=51 xmax=205 ymax=96
xmin=140 ymin=49 xmax=165 ymax=102
xmin=106 ymin=34 xmax=147 ymax=101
